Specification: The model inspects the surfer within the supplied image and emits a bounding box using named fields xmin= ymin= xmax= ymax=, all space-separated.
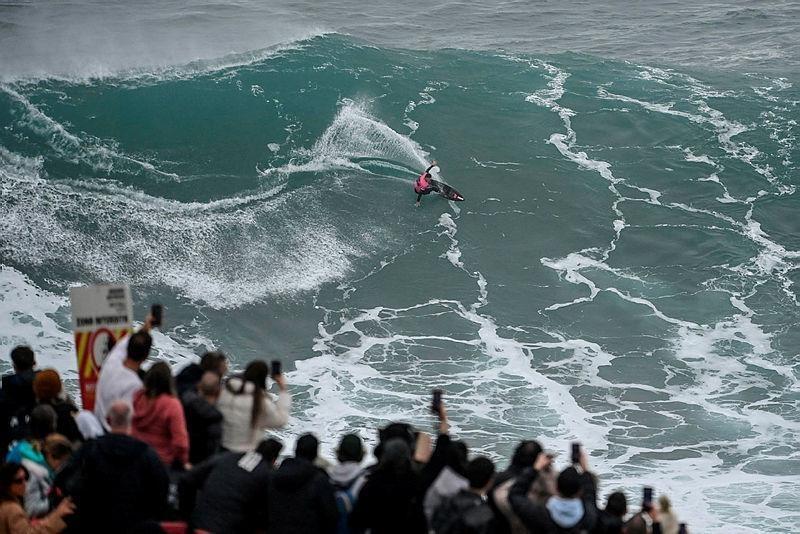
xmin=414 ymin=160 xmax=438 ymax=206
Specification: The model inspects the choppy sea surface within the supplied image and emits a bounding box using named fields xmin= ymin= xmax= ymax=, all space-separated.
xmin=1 ymin=2 xmax=798 ymax=531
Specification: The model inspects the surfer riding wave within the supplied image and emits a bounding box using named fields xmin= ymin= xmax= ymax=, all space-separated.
xmin=414 ymin=161 xmax=438 ymax=206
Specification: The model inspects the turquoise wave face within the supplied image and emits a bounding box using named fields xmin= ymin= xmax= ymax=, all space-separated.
xmin=1 ymin=34 xmax=799 ymax=532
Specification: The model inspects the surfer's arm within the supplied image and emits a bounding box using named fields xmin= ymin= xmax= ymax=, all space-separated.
xmin=425 ymin=161 xmax=437 ymax=173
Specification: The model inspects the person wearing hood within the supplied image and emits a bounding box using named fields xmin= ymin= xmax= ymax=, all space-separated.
xmin=423 ymin=440 xmax=469 ymax=522
xmin=509 ymin=451 xmax=598 ymax=534
xmin=181 ymin=371 xmax=223 ymax=465
xmin=350 ymin=437 xmax=428 ymax=534
xmin=6 ymin=404 xmax=57 ymax=518
xmin=132 ymin=361 xmax=189 ymax=470
xmin=179 ymin=438 xmax=282 ymax=533
xmin=328 ymin=433 xmax=367 ymax=534
xmin=217 ymin=359 xmax=291 ymax=453
xmin=431 ymin=456 xmax=496 ymax=534
xmin=267 ymin=433 xmax=338 ymax=534
xmin=0 ymin=346 xmax=39 ymax=454
xmin=61 ymin=400 xmax=169 ymax=533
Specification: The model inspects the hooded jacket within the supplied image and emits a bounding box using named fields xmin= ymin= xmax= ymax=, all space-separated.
xmin=267 ymin=457 xmax=338 ymax=534
xmin=132 ymin=390 xmax=189 ymax=467
xmin=509 ymin=468 xmax=598 ymax=534
xmin=179 ymin=450 xmax=273 ymax=533
xmin=432 ymin=489 xmax=494 ymax=534
xmin=181 ymin=389 xmax=223 ymax=464
xmin=63 ymin=433 xmax=169 ymax=533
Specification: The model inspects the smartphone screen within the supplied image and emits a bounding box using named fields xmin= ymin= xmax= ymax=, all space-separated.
xmin=431 ymin=389 xmax=443 ymax=415
xmin=151 ymin=304 xmax=163 ymax=327
xmin=270 ymin=360 xmax=282 ymax=377
xmin=643 ymin=486 xmax=654 ymax=506
xmin=571 ymin=442 xmax=581 ymax=464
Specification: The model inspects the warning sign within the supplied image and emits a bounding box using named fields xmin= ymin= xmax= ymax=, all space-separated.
xmin=70 ymin=285 xmax=133 ymax=410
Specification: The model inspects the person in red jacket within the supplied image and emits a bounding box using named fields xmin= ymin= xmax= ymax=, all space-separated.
xmin=132 ymin=361 xmax=190 ymax=470
xmin=414 ymin=161 xmax=438 ymax=206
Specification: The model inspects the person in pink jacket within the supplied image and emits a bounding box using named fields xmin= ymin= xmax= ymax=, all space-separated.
xmin=132 ymin=361 xmax=190 ymax=469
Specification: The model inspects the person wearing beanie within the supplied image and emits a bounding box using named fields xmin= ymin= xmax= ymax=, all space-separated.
xmin=509 ymin=451 xmax=598 ymax=533
xmin=33 ymin=369 xmax=82 ymax=444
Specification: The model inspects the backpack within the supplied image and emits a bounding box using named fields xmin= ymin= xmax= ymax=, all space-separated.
xmin=333 ymin=474 xmax=362 ymax=534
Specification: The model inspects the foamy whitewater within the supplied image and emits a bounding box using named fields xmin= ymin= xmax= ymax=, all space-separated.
xmin=1 ymin=1 xmax=799 ymax=531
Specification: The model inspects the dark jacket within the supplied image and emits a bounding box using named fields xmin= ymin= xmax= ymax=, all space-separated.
xmin=593 ymin=510 xmax=625 ymax=534
xmin=44 ymin=398 xmax=83 ymax=443
xmin=175 ymin=363 xmax=204 ymax=397
xmin=350 ymin=467 xmax=427 ymax=534
xmin=61 ymin=433 xmax=169 ymax=533
xmin=268 ymin=457 xmax=339 ymax=534
xmin=179 ymin=450 xmax=272 ymax=533
xmin=181 ymin=390 xmax=223 ymax=464
xmin=509 ymin=468 xmax=598 ymax=534
xmin=0 ymin=370 xmax=38 ymax=451
xmin=432 ymin=489 xmax=493 ymax=534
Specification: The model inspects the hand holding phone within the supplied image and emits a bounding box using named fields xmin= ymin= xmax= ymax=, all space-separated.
xmin=150 ymin=304 xmax=163 ymax=328
xmin=571 ymin=442 xmax=581 ymax=465
xmin=431 ymin=389 xmax=443 ymax=416
xmin=642 ymin=486 xmax=654 ymax=510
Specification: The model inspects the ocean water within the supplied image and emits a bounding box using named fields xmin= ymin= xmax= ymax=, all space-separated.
xmin=1 ymin=1 xmax=799 ymax=531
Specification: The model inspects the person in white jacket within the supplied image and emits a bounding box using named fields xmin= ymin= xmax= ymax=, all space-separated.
xmin=217 ymin=360 xmax=290 ymax=452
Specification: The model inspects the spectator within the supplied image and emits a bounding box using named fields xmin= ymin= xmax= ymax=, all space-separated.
xmin=350 ymin=438 xmax=427 ymax=534
xmin=63 ymin=400 xmax=169 ymax=533
xmin=625 ymin=496 xmax=667 ymax=534
xmin=6 ymin=404 xmax=57 ymax=517
xmin=217 ymin=360 xmax=290 ymax=452
xmin=0 ymin=346 xmax=39 ymax=454
xmin=43 ymin=435 xmax=75 ymax=513
xmin=175 ymin=351 xmax=228 ymax=397
xmin=658 ymin=496 xmax=679 ymax=534
xmin=329 ymin=433 xmax=367 ymax=534
xmin=94 ymin=326 xmax=153 ymax=430
xmin=132 ymin=361 xmax=189 ymax=470
xmin=594 ymin=491 xmax=626 ymax=534
xmin=32 ymin=370 xmax=82 ymax=444
xmin=509 ymin=451 xmax=598 ymax=533
xmin=268 ymin=433 xmax=338 ymax=534
xmin=181 ymin=371 xmax=223 ymax=465
xmin=179 ymin=438 xmax=282 ymax=533
xmin=490 ymin=440 xmax=554 ymax=534
xmin=424 ymin=440 xmax=468 ymax=522
xmin=432 ymin=456 xmax=496 ymax=534
xmin=0 ymin=462 xmax=74 ymax=534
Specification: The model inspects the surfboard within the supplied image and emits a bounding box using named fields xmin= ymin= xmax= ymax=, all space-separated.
xmin=429 ymin=178 xmax=465 ymax=202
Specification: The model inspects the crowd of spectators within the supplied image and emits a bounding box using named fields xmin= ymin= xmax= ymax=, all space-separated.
xmin=0 ymin=316 xmax=689 ymax=533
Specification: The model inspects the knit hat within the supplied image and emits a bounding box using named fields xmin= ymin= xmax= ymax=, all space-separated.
xmin=33 ymin=369 xmax=62 ymax=402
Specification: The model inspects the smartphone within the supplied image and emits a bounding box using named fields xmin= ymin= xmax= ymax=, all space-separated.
xmin=150 ymin=304 xmax=163 ymax=327
xmin=643 ymin=486 xmax=654 ymax=508
xmin=431 ymin=389 xmax=443 ymax=415
xmin=571 ymin=442 xmax=581 ymax=464
xmin=677 ymin=524 xmax=687 ymax=534
xmin=270 ymin=360 xmax=282 ymax=377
